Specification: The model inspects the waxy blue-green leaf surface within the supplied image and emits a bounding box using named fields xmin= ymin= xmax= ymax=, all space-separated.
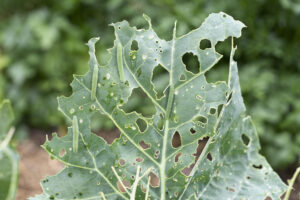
xmin=0 ymin=100 xmax=18 ymax=200
xmin=34 ymin=12 xmax=287 ymax=200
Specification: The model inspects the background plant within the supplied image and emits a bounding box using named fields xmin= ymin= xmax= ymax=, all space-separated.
xmin=0 ymin=100 xmax=18 ymax=200
xmin=0 ymin=0 xmax=299 ymax=170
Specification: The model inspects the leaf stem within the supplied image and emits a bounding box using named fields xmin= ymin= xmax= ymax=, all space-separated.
xmin=130 ymin=166 xmax=141 ymax=200
xmin=131 ymin=166 xmax=153 ymax=200
xmin=284 ymin=167 xmax=300 ymax=200
xmin=145 ymin=176 xmax=151 ymax=200
xmin=160 ymin=21 xmax=177 ymax=200
xmin=111 ymin=166 xmax=130 ymax=195
xmin=99 ymin=192 xmax=106 ymax=200
xmin=3 ymin=147 xmax=18 ymax=200
xmin=0 ymin=127 xmax=15 ymax=151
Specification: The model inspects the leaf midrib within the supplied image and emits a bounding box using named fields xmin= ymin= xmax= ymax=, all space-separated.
xmin=159 ymin=23 xmax=177 ymax=200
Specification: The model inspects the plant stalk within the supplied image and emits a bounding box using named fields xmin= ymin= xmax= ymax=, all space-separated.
xmin=284 ymin=167 xmax=300 ymax=200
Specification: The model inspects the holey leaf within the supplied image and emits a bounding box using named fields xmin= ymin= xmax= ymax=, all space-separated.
xmin=34 ymin=12 xmax=287 ymax=200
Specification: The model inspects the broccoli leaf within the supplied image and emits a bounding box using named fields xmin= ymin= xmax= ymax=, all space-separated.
xmin=34 ymin=12 xmax=287 ymax=200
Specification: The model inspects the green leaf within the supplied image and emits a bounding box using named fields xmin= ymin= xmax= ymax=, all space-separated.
xmin=35 ymin=12 xmax=287 ymax=200
xmin=0 ymin=100 xmax=14 ymax=143
xmin=0 ymin=100 xmax=18 ymax=200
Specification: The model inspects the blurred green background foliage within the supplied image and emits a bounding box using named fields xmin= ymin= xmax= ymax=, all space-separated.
xmin=0 ymin=0 xmax=299 ymax=170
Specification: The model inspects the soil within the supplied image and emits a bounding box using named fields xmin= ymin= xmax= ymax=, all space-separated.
xmin=17 ymin=131 xmax=63 ymax=200
xmin=16 ymin=131 xmax=300 ymax=200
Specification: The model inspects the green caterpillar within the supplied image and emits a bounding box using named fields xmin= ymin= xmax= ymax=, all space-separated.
xmin=91 ymin=64 xmax=98 ymax=101
xmin=117 ymin=43 xmax=125 ymax=82
xmin=72 ymin=116 xmax=79 ymax=153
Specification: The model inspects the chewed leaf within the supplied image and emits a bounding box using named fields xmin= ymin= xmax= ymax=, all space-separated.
xmin=35 ymin=12 xmax=287 ymax=200
xmin=179 ymin=48 xmax=287 ymax=200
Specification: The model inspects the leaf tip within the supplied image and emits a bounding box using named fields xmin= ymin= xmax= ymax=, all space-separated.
xmin=143 ymin=13 xmax=152 ymax=28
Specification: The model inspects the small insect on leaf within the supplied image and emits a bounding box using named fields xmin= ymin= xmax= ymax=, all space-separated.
xmin=72 ymin=116 xmax=79 ymax=153
xmin=91 ymin=64 xmax=99 ymax=100
xmin=117 ymin=43 xmax=125 ymax=82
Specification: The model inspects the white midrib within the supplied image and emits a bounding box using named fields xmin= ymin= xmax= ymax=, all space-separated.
xmin=160 ymin=23 xmax=177 ymax=200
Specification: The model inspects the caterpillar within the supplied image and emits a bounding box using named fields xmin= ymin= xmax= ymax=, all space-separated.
xmin=117 ymin=43 xmax=125 ymax=82
xmin=72 ymin=116 xmax=79 ymax=153
xmin=91 ymin=64 xmax=98 ymax=100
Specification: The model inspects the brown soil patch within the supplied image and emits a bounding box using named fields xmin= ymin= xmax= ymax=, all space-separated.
xmin=17 ymin=131 xmax=63 ymax=200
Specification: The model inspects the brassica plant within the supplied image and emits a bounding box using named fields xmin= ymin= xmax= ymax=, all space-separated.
xmin=32 ymin=13 xmax=288 ymax=200
xmin=0 ymin=100 xmax=18 ymax=200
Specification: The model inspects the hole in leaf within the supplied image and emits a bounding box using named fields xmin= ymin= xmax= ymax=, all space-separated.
xmin=179 ymin=74 xmax=186 ymax=81
xmin=121 ymin=88 xmax=156 ymax=118
xmin=217 ymin=104 xmax=223 ymax=117
xmin=149 ymin=172 xmax=160 ymax=187
xmin=91 ymin=110 xmax=118 ymax=135
xmin=140 ymin=184 xmax=146 ymax=193
xmin=175 ymin=152 xmax=182 ymax=162
xmin=199 ymin=39 xmax=211 ymax=50
xmin=209 ymin=107 xmax=216 ymax=115
xmin=253 ymin=164 xmax=263 ymax=169
xmin=227 ymin=91 xmax=233 ymax=103
xmin=136 ymin=68 xmax=142 ymax=77
xmin=181 ymin=165 xmax=193 ymax=176
xmin=91 ymin=112 xmax=120 ymax=144
xmin=182 ymin=137 xmax=209 ymax=176
xmin=95 ymin=130 xmax=120 ymax=145
xmin=193 ymin=115 xmax=208 ymax=125
xmin=131 ymin=40 xmax=139 ymax=51
xmin=59 ymin=149 xmax=66 ymax=157
xmin=172 ymin=131 xmax=181 ymax=148
xmin=68 ymin=172 xmax=73 ymax=177
xmin=119 ymin=159 xmax=126 ymax=166
xmin=136 ymin=118 xmax=147 ymax=132
xmin=226 ymin=187 xmax=235 ymax=192
xmin=242 ymin=134 xmax=250 ymax=146
xmin=190 ymin=128 xmax=196 ymax=134
xmin=207 ymin=152 xmax=213 ymax=161
xmin=182 ymin=53 xmax=200 ymax=74
xmin=117 ymin=180 xmax=131 ymax=193
xmin=139 ymin=140 xmax=150 ymax=149
xmin=152 ymin=64 xmax=169 ymax=99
